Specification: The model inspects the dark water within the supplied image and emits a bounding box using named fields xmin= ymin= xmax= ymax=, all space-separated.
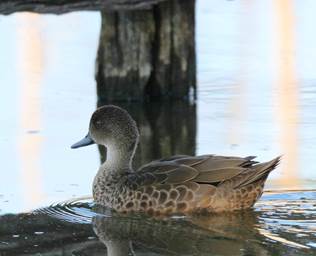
xmin=1 ymin=191 xmax=315 ymax=255
xmin=1 ymin=0 xmax=316 ymax=255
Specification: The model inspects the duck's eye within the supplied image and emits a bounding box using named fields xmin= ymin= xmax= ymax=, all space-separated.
xmin=96 ymin=120 xmax=102 ymax=125
xmin=94 ymin=119 xmax=103 ymax=128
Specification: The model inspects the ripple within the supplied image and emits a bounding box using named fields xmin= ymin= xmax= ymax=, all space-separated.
xmin=256 ymin=190 xmax=316 ymax=249
xmin=33 ymin=190 xmax=316 ymax=251
xmin=34 ymin=196 xmax=96 ymax=224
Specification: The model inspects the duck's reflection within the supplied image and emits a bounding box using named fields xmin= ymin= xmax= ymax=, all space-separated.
xmin=97 ymin=100 xmax=196 ymax=168
xmin=1 ymin=194 xmax=314 ymax=255
xmin=92 ymin=207 xmax=269 ymax=256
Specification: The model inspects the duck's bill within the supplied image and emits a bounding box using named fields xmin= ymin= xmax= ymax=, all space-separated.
xmin=71 ymin=133 xmax=95 ymax=149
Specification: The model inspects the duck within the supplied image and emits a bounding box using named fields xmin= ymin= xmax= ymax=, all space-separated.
xmin=71 ymin=105 xmax=280 ymax=215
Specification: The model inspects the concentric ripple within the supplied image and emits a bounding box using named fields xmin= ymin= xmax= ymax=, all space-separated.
xmin=34 ymin=196 xmax=97 ymax=224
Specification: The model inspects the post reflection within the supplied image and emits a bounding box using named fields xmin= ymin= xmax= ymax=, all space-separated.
xmin=17 ymin=13 xmax=44 ymax=209
xmin=1 ymin=190 xmax=315 ymax=255
xmin=274 ymin=0 xmax=299 ymax=189
xmin=97 ymin=100 xmax=196 ymax=168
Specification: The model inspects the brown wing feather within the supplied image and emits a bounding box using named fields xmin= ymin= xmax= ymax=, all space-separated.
xmin=172 ymin=155 xmax=213 ymax=167
xmin=160 ymin=165 xmax=199 ymax=183
xmin=130 ymin=162 xmax=198 ymax=189
xmin=121 ymin=155 xmax=278 ymax=214
xmin=193 ymin=167 xmax=245 ymax=183
xmin=192 ymin=155 xmax=258 ymax=171
xmin=231 ymin=156 xmax=281 ymax=189
xmin=132 ymin=155 xmax=258 ymax=188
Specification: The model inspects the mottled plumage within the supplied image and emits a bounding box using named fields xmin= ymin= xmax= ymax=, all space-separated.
xmin=72 ymin=105 xmax=280 ymax=215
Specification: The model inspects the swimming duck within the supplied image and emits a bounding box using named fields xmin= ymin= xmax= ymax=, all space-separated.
xmin=72 ymin=105 xmax=280 ymax=215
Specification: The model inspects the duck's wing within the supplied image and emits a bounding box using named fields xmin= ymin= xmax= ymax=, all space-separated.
xmin=127 ymin=155 xmax=259 ymax=188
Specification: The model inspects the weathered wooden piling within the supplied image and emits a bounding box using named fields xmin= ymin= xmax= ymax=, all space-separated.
xmin=0 ymin=0 xmax=196 ymax=101
xmin=96 ymin=0 xmax=196 ymax=101
xmin=0 ymin=0 xmax=165 ymax=14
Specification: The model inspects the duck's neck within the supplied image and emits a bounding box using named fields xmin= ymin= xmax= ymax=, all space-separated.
xmin=102 ymin=141 xmax=137 ymax=172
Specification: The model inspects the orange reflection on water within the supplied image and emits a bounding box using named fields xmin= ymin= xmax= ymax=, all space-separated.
xmin=274 ymin=0 xmax=299 ymax=189
xmin=17 ymin=13 xmax=45 ymax=209
xmin=227 ymin=0 xmax=253 ymax=146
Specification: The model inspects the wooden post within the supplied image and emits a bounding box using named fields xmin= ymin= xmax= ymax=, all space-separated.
xmin=96 ymin=0 xmax=196 ymax=101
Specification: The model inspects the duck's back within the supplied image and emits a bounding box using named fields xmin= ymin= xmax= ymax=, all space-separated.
xmin=95 ymin=155 xmax=280 ymax=215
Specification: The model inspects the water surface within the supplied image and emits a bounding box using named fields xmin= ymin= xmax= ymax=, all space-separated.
xmin=1 ymin=191 xmax=315 ymax=255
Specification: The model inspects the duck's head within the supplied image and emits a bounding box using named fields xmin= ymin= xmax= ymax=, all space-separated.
xmin=71 ymin=105 xmax=139 ymax=152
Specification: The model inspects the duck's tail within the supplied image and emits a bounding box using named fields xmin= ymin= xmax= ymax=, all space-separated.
xmin=232 ymin=156 xmax=281 ymax=189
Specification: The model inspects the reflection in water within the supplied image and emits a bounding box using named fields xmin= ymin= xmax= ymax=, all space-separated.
xmin=0 ymin=191 xmax=315 ymax=255
xmin=227 ymin=0 xmax=254 ymax=147
xmin=16 ymin=13 xmax=44 ymax=210
xmin=97 ymin=100 xmax=196 ymax=168
xmin=92 ymin=210 xmax=266 ymax=256
xmin=275 ymin=0 xmax=299 ymax=189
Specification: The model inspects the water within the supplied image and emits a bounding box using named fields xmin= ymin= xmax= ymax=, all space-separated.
xmin=1 ymin=0 xmax=316 ymax=255
xmin=1 ymin=191 xmax=315 ymax=255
